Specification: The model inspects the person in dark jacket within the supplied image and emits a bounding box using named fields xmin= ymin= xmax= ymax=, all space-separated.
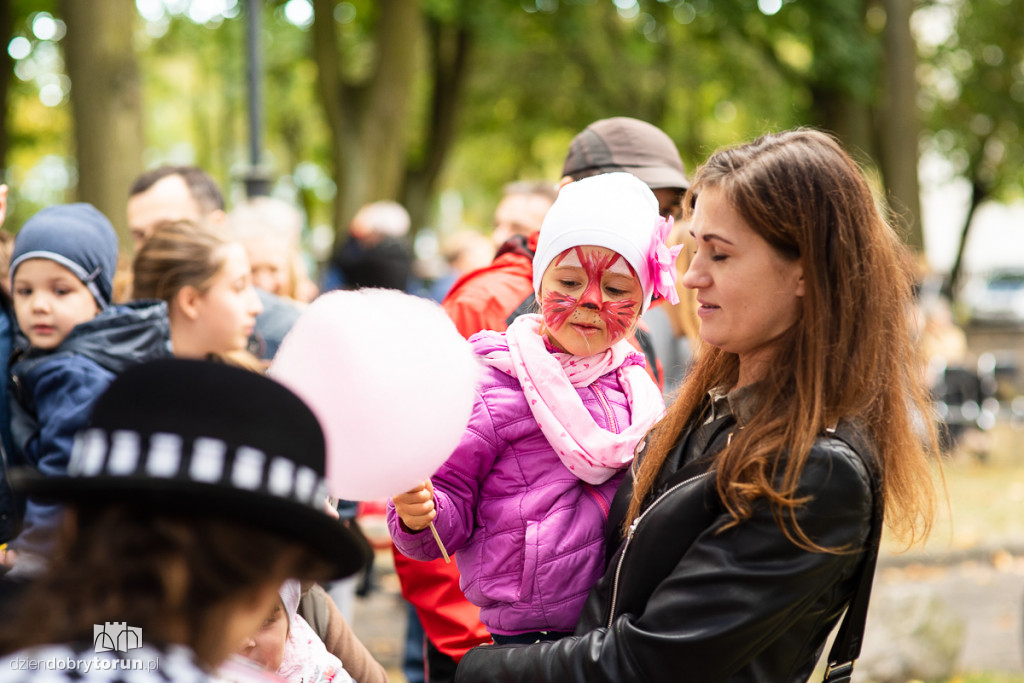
xmin=324 ymin=201 xmax=413 ymax=292
xmin=0 ymin=189 xmax=18 ymax=492
xmin=455 ymin=129 xmax=940 ymax=682
xmin=0 ymin=204 xmax=170 ymax=575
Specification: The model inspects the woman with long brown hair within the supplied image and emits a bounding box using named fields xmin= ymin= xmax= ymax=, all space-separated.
xmin=455 ymin=129 xmax=938 ymax=682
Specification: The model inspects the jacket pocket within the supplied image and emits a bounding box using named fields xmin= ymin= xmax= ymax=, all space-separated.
xmin=518 ymin=520 xmax=540 ymax=604
xmin=471 ymin=527 xmax=525 ymax=606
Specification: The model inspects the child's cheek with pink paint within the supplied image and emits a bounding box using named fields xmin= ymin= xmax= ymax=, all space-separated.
xmin=542 ymin=291 xmax=577 ymax=331
xmin=600 ymin=299 xmax=638 ymax=341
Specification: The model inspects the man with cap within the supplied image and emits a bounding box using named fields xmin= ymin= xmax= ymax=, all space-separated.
xmin=0 ymin=203 xmax=170 ymax=579
xmin=0 ymin=359 xmax=370 ymax=681
xmin=560 ymin=116 xmax=688 ymax=220
xmin=403 ymin=117 xmax=688 ymax=683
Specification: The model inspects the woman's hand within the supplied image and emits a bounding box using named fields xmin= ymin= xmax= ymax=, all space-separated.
xmin=393 ymin=480 xmax=437 ymax=532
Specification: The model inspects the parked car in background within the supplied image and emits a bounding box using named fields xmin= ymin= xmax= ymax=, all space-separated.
xmin=961 ymin=268 xmax=1024 ymax=326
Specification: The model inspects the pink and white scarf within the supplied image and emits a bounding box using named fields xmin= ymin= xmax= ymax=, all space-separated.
xmin=476 ymin=314 xmax=665 ymax=485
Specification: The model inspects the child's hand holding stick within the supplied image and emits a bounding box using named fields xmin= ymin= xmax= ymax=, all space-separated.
xmin=393 ymin=480 xmax=450 ymax=563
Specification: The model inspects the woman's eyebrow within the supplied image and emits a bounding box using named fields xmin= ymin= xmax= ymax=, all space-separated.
xmin=689 ymin=230 xmax=734 ymax=246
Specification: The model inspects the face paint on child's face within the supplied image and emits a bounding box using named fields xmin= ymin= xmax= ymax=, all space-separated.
xmin=540 ymin=246 xmax=643 ymax=356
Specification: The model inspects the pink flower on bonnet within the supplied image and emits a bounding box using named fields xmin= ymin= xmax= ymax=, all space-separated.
xmin=649 ymin=216 xmax=684 ymax=305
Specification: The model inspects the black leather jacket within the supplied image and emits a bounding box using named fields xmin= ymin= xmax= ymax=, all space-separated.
xmin=456 ymin=409 xmax=879 ymax=683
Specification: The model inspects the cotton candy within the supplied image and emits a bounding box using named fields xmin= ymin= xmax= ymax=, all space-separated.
xmin=270 ymin=289 xmax=479 ymax=501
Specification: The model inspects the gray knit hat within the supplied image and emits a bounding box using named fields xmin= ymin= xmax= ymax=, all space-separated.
xmin=10 ymin=203 xmax=119 ymax=309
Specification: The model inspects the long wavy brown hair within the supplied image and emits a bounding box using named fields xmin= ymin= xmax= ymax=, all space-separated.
xmin=625 ymin=129 xmax=938 ymax=551
xmin=0 ymin=504 xmax=331 ymax=667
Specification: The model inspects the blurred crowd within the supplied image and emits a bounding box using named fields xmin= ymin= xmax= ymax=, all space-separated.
xmin=0 ymin=115 xmax=701 ymax=683
xmin=0 ymin=114 xmax=968 ymax=683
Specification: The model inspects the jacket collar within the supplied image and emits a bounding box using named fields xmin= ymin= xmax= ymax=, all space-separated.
xmin=706 ymin=381 xmax=763 ymax=427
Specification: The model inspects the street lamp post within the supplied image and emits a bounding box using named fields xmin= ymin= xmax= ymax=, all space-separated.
xmin=244 ymin=0 xmax=270 ymax=197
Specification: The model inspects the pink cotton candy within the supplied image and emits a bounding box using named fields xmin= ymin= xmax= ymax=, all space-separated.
xmin=270 ymin=289 xmax=479 ymax=501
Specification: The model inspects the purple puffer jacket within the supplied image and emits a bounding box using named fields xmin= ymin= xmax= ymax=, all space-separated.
xmin=387 ymin=333 xmax=645 ymax=636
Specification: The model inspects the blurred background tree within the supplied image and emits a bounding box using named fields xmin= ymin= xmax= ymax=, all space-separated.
xmin=0 ymin=0 xmax=1019 ymax=295
xmin=62 ymin=0 xmax=144 ymax=238
xmin=917 ymin=0 xmax=1024 ymax=295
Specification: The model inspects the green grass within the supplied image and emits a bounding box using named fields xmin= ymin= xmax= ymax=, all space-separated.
xmin=882 ymin=422 xmax=1024 ymax=559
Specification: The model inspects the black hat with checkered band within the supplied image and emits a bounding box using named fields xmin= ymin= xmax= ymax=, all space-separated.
xmin=12 ymin=358 xmax=365 ymax=579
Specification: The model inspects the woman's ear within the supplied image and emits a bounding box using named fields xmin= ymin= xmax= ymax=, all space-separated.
xmin=174 ymin=285 xmax=202 ymax=321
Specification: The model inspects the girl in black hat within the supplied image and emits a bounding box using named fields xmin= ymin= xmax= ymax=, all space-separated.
xmin=0 ymin=359 xmax=366 ymax=682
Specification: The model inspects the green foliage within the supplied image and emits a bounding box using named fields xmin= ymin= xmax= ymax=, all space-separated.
xmin=441 ymin=0 xmax=888 ymax=227
xmin=137 ymin=9 xmax=246 ymax=187
xmin=135 ymin=1 xmax=338 ymax=228
xmin=2 ymin=0 xmax=70 ymax=229
xmin=3 ymin=0 xmax=1020 ymax=262
xmin=920 ymin=0 xmax=1024 ymax=203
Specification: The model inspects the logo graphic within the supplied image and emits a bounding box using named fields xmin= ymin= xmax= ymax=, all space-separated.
xmin=93 ymin=622 xmax=143 ymax=653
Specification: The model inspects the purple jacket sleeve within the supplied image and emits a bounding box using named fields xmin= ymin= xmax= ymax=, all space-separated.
xmin=387 ymin=387 xmax=501 ymax=560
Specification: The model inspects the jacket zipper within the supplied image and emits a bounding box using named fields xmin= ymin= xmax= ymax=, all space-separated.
xmin=606 ymin=471 xmax=713 ymax=629
xmin=591 ymin=383 xmax=620 ymax=433
xmin=583 ymin=483 xmax=610 ymax=518
xmin=584 ymin=384 xmax=617 ymax=519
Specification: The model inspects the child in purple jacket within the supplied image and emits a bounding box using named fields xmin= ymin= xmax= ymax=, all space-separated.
xmin=388 ymin=173 xmax=682 ymax=644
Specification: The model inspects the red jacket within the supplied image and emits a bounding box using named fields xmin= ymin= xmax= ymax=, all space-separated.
xmin=391 ymin=548 xmax=490 ymax=660
xmin=441 ymin=234 xmax=537 ymax=338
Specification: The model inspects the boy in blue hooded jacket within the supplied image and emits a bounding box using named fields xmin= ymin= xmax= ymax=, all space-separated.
xmin=0 ymin=204 xmax=169 ymax=577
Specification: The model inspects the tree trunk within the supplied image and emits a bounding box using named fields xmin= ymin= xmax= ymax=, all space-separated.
xmin=61 ymin=0 xmax=144 ymax=244
xmin=312 ymin=0 xmax=422 ymax=236
xmin=876 ymin=0 xmax=924 ymax=250
xmin=946 ymin=178 xmax=989 ymax=300
xmin=810 ymin=83 xmax=875 ymax=161
xmin=401 ymin=14 xmax=472 ymax=233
